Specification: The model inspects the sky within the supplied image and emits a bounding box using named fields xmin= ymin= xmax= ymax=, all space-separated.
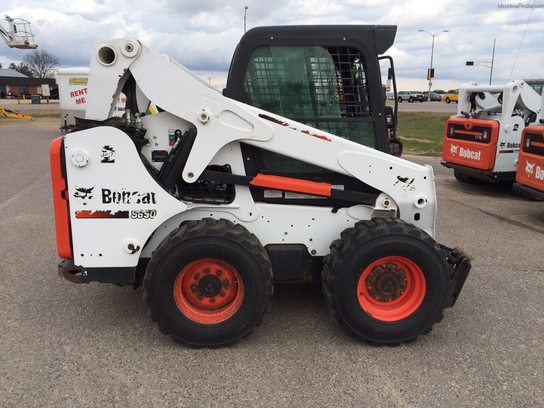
xmin=1 ymin=0 xmax=543 ymax=92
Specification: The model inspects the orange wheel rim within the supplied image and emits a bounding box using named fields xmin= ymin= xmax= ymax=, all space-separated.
xmin=173 ymin=258 xmax=244 ymax=324
xmin=357 ymin=256 xmax=426 ymax=322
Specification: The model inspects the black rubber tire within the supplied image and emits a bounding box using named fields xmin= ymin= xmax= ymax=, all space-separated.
xmin=445 ymin=97 xmax=451 ymax=104
xmin=408 ymin=97 xmax=414 ymax=103
xmin=143 ymin=218 xmax=273 ymax=347
xmin=454 ymin=170 xmax=481 ymax=184
xmin=322 ymin=217 xmax=453 ymax=346
xmin=398 ymin=97 xmax=403 ymax=103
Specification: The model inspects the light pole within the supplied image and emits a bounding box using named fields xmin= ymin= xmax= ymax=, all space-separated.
xmin=244 ymin=6 xmax=248 ymax=33
xmin=466 ymin=39 xmax=496 ymax=85
xmin=419 ymin=29 xmax=448 ymax=101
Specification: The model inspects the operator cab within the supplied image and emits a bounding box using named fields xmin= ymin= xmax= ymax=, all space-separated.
xmin=223 ymin=25 xmax=400 ymax=207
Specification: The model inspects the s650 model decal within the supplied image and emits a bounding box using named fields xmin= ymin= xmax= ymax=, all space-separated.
xmin=75 ymin=209 xmax=157 ymax=219
xmin=76 ymin=210 xmax=129 ymax=219
xmin=130 ymin=209 xmax=157 ymax=219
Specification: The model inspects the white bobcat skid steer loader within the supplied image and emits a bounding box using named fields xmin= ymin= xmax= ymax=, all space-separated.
xmin=50 ymin=36 xmax=471 ymax=347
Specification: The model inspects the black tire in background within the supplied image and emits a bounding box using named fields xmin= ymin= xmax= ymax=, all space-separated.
xmin=454 ymin=170 xmax=483 ymax=184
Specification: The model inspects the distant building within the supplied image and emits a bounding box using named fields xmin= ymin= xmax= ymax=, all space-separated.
xmin=0 ymin=68 xmax=57 ymax=99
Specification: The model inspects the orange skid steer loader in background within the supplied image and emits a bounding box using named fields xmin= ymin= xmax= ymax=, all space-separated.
xmin=514 ymin=91 xmax=544 ymax=200
xmin=442 ymin=80 xmax=541 ymax=183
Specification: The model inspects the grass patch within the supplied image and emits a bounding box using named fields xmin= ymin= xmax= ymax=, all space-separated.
xmin=397 ymin=111 xmax=452 ymax=156
xmin=1 ymin=109 xmax=448 ymax=155
xmin=28 ymin=113 xmax=61 ymax=119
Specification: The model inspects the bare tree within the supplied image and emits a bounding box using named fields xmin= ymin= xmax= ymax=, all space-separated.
xmin=22 ymin=49 xmax=60 ymax=78
xmin=8 ymin=62 xmax=33 ymax=77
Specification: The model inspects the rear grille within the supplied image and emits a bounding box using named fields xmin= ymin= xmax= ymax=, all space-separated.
xmin=446 ymin=122 xmax=494 ymax=144
xmin=522 ymin=130 xmax=544 ymax=156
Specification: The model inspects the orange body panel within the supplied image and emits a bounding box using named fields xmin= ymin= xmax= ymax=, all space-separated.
xmin=516 ymin=125 xmax=544 ymax=192
xmin=49 ymin=137 xmax=73 ymax=259
xmin=442 ymin=117 xmax=499 ymax=171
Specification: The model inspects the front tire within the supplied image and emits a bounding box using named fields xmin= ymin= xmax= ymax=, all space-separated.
xmin=322 ymin=218 xmax=452 ymax=345
xmin=144 ymin=218 xmax=273 ymax=347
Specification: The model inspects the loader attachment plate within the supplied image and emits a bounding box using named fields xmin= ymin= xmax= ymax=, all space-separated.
xmin=441 ymin=245 xmax=472 ymax=307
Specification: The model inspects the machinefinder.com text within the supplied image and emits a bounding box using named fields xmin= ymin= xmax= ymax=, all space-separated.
xmin=497 ymin=3 xmax=544 ymax=7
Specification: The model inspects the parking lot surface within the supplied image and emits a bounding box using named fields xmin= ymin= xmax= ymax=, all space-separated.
xmin=1 ymin=113 xmax=543 ymax=407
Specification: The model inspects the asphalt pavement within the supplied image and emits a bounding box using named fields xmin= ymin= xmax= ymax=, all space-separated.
xmin=1 ymin=106 xmax=543 ymax=407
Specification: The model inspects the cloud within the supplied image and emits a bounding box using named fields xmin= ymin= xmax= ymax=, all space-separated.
xmin=1 ymin=0 xmax=543 ymax=91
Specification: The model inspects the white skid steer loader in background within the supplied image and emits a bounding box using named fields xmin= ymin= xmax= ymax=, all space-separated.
xmin=50 ymin=32 xmax=471 ymax=347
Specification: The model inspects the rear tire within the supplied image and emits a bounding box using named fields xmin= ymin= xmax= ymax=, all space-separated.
xmin=322 ymin=218 xmax=452 ymax=346
xmin=144 ymin=218 xmax=273 ymax=347
xmin=454 ymin=170 xmax=481 ymax=184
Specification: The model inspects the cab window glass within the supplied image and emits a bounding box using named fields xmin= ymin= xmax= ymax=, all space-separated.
xmin=243 ymin=45 xmax=376 ymax=173
xmin=244 ymin=45 xmax=372 ymax=120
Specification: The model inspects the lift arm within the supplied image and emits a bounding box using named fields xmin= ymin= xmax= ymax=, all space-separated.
xmin=458 ymin=80 xmax=542 ymax=121
xmin=84 ymin=38 xmax=437 ymax=238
